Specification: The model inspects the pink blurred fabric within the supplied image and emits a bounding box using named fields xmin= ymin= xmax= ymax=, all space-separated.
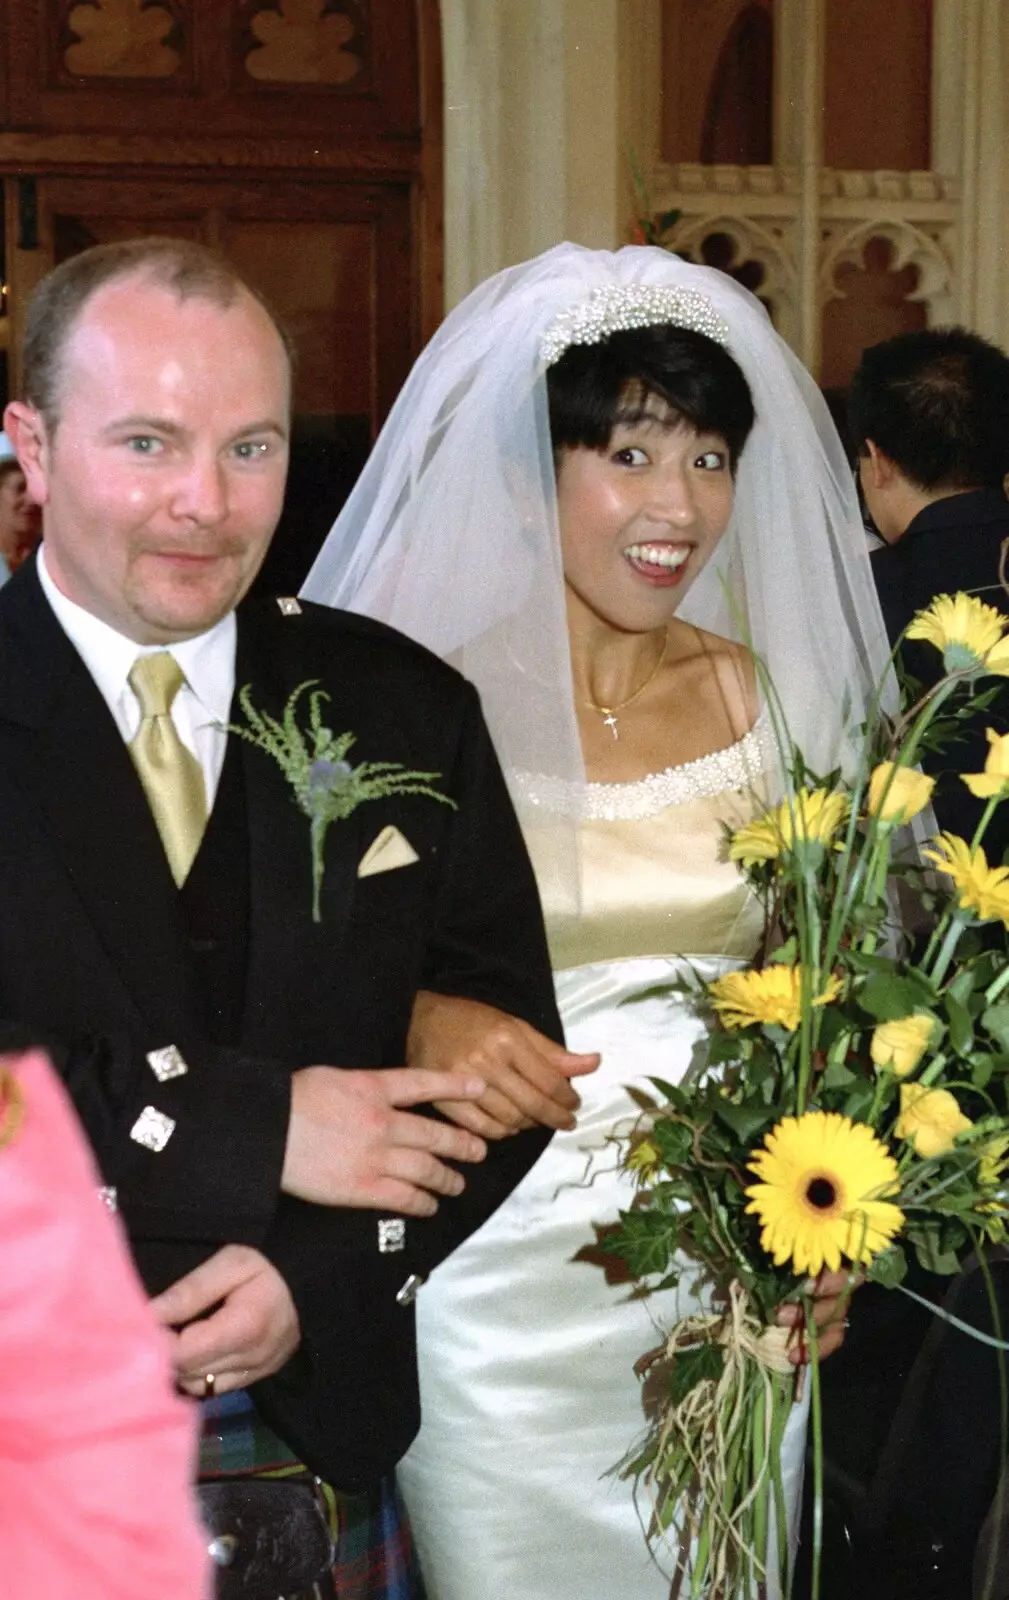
xmin=0 ymin=1049 xmax=210 ymax=1599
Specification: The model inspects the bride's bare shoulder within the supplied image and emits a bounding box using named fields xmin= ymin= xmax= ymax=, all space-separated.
xmin=666 ymin=623 xmax=758 ymax=736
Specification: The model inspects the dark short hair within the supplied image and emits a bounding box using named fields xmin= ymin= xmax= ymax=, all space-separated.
xmin=0 ymin=459 xmax=23 ymax=486
xmin=848 ymin=327 xmax=1009 ymax=491
xmin=545 ymin=324 xmax=755 ymax=469
xmin=22 ymin=236 xmax=296 ymax=428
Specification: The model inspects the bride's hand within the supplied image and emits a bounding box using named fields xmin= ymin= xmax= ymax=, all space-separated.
xmin=407 ymin=990 xmax=600 ymax=1138
xmin=775 ymin=1268 xmax=863 ymax=1363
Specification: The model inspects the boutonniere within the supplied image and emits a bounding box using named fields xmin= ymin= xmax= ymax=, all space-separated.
xmin=225 ymin=680 xmax=456 ymax=921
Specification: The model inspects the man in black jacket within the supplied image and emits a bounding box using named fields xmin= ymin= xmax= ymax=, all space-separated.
xmin=851 ymin=326 xmax=1009 ymax=860
xmin=0 ymin=236 xmax=583 ymax=1588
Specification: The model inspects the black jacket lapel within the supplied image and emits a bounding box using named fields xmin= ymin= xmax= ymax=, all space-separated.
xmin=0 ymin=564 xmax=206 ymax=1041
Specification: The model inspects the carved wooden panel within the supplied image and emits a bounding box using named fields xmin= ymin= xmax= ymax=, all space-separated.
xmin=21 ymin=173 xmax=416 ymax=425
xmin=2 ymin=1 xmax=418 ymax=138
xmin=61 ymin=0 xmax=187 ymax=81
xmin=242 ymin=1 xmax=367 ymax=87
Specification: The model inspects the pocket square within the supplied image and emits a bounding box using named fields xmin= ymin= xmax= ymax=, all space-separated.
xmin=357 ymin=825 xmax=420 ymax=878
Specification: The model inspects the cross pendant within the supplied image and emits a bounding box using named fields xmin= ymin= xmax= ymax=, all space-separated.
xmin=603 ymin=712 xmax=619 ymax=740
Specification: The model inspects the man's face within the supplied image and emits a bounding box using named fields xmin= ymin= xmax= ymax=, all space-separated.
xmin=11 ymin=274 xmax=290 ymax=643
xmin=0 ymin=467 xmax=38 ymax=557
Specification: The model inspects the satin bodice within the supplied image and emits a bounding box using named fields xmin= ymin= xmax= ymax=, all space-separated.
xmin=522 ymin=721 xmax=769 ymax=970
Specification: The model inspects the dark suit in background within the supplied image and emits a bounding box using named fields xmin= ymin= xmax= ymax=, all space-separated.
xmin=871 ymin=485 xmax=1009 ymax=864
xmin=805 ymin=488 xmax=1009 ymax=1600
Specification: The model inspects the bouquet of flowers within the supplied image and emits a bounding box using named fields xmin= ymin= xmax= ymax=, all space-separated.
xmin=605 ymin=592 xmax=1009 ymax=1599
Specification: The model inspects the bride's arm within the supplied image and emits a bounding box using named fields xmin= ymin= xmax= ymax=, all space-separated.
xmin=408 ymin=989 xmax=600 ymax=1139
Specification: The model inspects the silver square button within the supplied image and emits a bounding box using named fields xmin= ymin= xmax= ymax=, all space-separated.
xmin=276 ymin=596 xmax=302 ymax=616
xmin=147 ymin=1045 xmax=189 ymax=1083
xmin=378 ymin=1218 xmax=406 ymax=1254
xmin=97 ymin=1186 xmax=118 ymax=1214
xmin=130 ymin=1106 xmax=176 ymax=1153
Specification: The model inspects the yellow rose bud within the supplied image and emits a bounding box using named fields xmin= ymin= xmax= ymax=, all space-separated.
xmin=870 ymin=1014 xmax=935 ymax=1079
xmin=867 ymin=762 xmax=935 ymax=825
xmin=896 ymin=1083 xmax=973 ymax=1159
xmin=962 ymin=728 xmax=1009 ymax=799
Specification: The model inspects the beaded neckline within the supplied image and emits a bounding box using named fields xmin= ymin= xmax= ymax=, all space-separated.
xmin=516 ymin=713 xmax=771 ymax=821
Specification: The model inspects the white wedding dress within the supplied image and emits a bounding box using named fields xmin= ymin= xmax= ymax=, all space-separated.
xmin=398 ymin=726 xmax=808 ymax=1599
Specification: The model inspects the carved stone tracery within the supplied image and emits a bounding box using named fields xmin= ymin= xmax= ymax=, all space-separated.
xmin=821 ymin=218 xmax=955 ymax=324
xmin=648 ymin=161 xmax=958 ymax=357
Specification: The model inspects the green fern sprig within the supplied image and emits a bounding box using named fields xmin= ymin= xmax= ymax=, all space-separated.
xmin=224 ymin=680 xmax=456 ymax=921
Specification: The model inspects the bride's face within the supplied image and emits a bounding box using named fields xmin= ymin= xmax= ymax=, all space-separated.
xmin=556 ymin=414 xmax=735 ymax=633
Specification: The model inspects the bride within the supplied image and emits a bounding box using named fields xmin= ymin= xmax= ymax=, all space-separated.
xmin=302 ymin=245 xmax=892 ymax=1599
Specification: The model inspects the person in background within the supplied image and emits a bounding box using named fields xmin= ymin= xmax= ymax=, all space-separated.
xmin=0 ymin=441 xmax=42 ymax=584
xmin=806 ymin=327 xmax=1009 ymax=1599
xmin=0 ymin=1047 xmax=209 ymax=1600
xmin=850 ymin=327 xmax=1009 ymax=859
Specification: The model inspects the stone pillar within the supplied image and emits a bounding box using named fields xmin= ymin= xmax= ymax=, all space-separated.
xmin=440 ymin=0 xmax=657 ymax=308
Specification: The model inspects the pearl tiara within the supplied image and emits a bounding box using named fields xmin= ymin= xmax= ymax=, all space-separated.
xmin=539 ymin=283 xmax=730 ymax=367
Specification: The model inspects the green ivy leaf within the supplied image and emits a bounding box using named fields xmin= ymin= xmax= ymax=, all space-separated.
xmin=866 ymin=1244 xmax=907 ymax=1288
xmin=843 ymin=1082 xmax=876 ymax=1121
xmin=605 ymin=1211 xmax=680 ymax=1279
xmin=946 ymin=994 xmax=975 ymax=1056
xmin=947 ymin=966 xmax=980 ymax=1007
xmin=982 ymin=1003 xmax=1009 ymax=1051
xmin=972 ymin=1056 xmax=995 ymax=1090
xmin=859 ymin=971 xmax=935 ymax=1021
xmin=714 ymin=1098 xmax=773 ymax=1144
xmin=667 ymin=1341 xmax=723 ymax=1407
xmin=822 ymin=1059 xmax=857 ymax=1090
xmin=768 ymin=935 xmax=798 ymax=965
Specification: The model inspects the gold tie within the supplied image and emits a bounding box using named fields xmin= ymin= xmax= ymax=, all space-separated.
xmin=128 ymin=653 xmax=208 ymax=886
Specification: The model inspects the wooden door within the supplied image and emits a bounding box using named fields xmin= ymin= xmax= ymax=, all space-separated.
xmin=6 ymin=171 xmax=415 ymax=429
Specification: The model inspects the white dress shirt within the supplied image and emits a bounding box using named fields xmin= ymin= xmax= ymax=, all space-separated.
xmin=38 ymin=546 xmax=235 ymax=807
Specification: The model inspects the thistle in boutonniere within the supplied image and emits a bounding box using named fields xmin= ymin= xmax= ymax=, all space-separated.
xmin=225 ymin=680 xmax=456 ymax=921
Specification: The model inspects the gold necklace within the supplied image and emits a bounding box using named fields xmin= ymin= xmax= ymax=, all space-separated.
xmin=584 ymin=629 xmax=668 ymax=741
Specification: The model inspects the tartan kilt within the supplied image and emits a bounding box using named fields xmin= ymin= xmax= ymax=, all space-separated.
xmin=200 ymin=1393 xmax=427 ymax=1600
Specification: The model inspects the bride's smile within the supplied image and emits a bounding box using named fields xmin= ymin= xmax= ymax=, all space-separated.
xmin=555 ymin=414 xmax=735 ymax=635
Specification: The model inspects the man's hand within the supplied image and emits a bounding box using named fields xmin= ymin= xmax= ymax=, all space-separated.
xmin=282 ymin=1064 xmax=488 ymax=1216
xmin=151 ymin=1245 xmax=300 ymax=1397
xmin=408 ymin=991 xmax=600 ymax=1139
xmin=775 ymin=1268 xmax=863 ymax=1363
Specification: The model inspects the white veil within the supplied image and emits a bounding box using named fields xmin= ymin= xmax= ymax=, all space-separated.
xmin=302 ymin=244 xmax=893 ymax=900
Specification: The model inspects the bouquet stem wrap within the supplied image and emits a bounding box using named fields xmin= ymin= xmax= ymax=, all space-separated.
xmin=639 ymin=1283 xmax=798 ymax=1599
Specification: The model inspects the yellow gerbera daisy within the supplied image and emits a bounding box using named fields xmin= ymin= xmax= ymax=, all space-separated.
xmin=962 ymin=729 xmax=1009 ymax=800
xmin=905 ymin=592 xmax=1009 ymax=675
xmin=866 ymin=762 xmax=935 ymax=825
xmin=729 ymin=788 xmax=850 ymax=867
xmin=745 ymin=1110 xmax=904 ymax=1276
xmin=922 ymin=833 xmax=1009 ymax=925
xmin=896 ymin=1083 xmax=973 ymax=1158
xmin=709 ymin=966 xmax=842 ymax=1032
